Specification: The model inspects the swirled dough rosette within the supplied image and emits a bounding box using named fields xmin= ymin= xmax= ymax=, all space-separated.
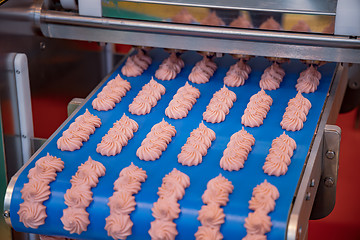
xmin=195 ymin=226 xmax=224 ymax=240
xmin=189 ymin=56 xmax=217 ymax=84
xmin=165 ymin=82 xmax=200 ymax=119
xmin=18 ymin=153 xmax=64 ymax=229
xmin=243 ymin=180 xmax=279 ymax=239
xmin=263 ymin=133 xmax=296 ymax=177
xmin=195 ymin=174 xmax=233 ymax=239
xmin=224 ymin=59 xmax=251 ymax=87
xmin=281 ymin=92 xmax=311 ymax=131
xmin=149 ymin=169 xmax=189 ymax=240
xmin=57 ymin=109 xmax=101 ymax=151
xmin=62 ymin=157 xmax=105 ymax=235
xmin=295 ymin=65 xmax=321 ymax=93
xmin=203 ymin=86 xmax=236 ymax=123
xmin=259 ymin=62 xmax=285 ymax=90
xmin=178 ymin=122 xmax=215 ymax=166
xmin=121 ymin=50 xmax=152 ymax=77
xmin=97 ymin=114 xmax=138 ymax=156
xmin=244 ymin=211 xmax=272 ymax=235
xmin=61 ymin=207 xmax=90 ymax=235
xmin=92 ymin=74 xmax=131 ymax=111
xmin=155 ymin=52 xmax=184 ymax=81
xmin=129 ymin=78 xmax=166 ymax=115
xmin=137 ymin=119 xmax=176 ymax=161
xmin=105 ymin=163 xmax=147 ymax=239
xmin=149 ymin=220 xmax=178 ymax=240
xmin=18 ymin=202 xmax=47 ymax=229
xmin=242 ymin=89 xmax=272 ymax=127
xmin=220 ymin=127 xmax=255 ymax=171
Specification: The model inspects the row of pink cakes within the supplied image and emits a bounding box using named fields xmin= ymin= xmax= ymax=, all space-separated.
xmin=61 ymin=157 xmax=106 ymax=235
xmin=18 ymin=154 xmax=64 ymax=229
xmin=20 ymin=153 xmax=283 ymax=239
xmin=149 ymin=169 xmax=190 ymax=240
xmin=178 ymin=122 xmax=216 ymax=166
xmin=195 ymin=174 xmax=233 ymax=239
xmin=105 ymin=163 xmax=147 ymax=239
xmin=243 ymin=180 xmax=279 ymax=239
xmin=121 ymin=49 xmax=322 ymax=94
xmin=165 ymin=82 xmax=200 ymax=119
xmin=188 ymin=56 xmax=217 ymax=84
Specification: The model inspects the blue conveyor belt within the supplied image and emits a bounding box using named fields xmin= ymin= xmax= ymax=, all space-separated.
xmin=9 ymin=49 xmax=336 ymax=239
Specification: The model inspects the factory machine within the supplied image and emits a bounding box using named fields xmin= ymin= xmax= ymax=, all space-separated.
xmin=1 ymin=0 xmax=360 ymax=239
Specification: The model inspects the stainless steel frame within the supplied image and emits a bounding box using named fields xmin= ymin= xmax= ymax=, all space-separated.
xmin=1 ymin=2 xmax=360 ymax=63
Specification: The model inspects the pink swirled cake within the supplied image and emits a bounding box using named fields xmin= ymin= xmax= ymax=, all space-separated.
xmin=188 ymin=56 xmax=217 ymax=84
xmin=149 ymin=169 xmax=190 ymax=240
xmin=224 ymin=59 xmax=251 ymax=87
xmin=137 ymin=119 xmax=176 ymax=161
xmin=241 ymin=89 xmax=272 ymax=127
xmin=92 ymin=74 xmax=131 ymax=111
xmin=96 ymin=114 xmax=138 ymax=156
xmin=295 ymin=65 xmax=321 ymax=93
xmin=195 ymin=174 xmax=233 ymax=240
xmin=155 ymin=52 xmax=184 ymax=81
xmin=263 ymin=132 xmax=296 ymax=176
xmin=57 ymin=109 xmax=101 ymax=151
xmin=220 ymin=127 xmax=255 ymax=171
xmin=203 ymin=86 xmax=237 ymax=123
xmin=121 ymin=50 xmax=152 ymax=77
xmin=259 ymin=63 xmax=285 ymax=90
xmin=129 ymin=77 xmax=166 ymax=115
xmin=178 ymin=121 xmax=216 ymax=166
xmin=61 ymin=157 xmax=105 ymax=235
xmin=105 ymin=163 xmax=147 ymax=240
xmin=165 ymin=82 xmax=200 ymax=119
xmin=18 ymin=153 xmax=64 ymax=229
xmin=243 ymin=180 xmax=279 ymax=239
xmin=280 ymin=92 xmax=311 ymax=131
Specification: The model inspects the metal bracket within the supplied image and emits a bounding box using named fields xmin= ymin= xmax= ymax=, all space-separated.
xmin=67 ymin=98 xmax=85 ymax=116
xmin=310 ymin=124 xmax=341 ymax=219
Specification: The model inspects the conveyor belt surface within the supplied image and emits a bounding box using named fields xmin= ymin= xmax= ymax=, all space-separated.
xmin=8 ymin=49 xmax=336 ymax=239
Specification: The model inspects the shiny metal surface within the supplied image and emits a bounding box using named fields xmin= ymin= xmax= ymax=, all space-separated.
xmin=311 ymin=125 xmax=341 ymax=219
xmin=1 ymin=4 xmax=360 ymax=62
xmin=287 ymin=64 xmax=347 ymax=239
xmin=38 ymin=11 xmax=360 ymax=63
xmin=121 ymin=0 xmax=338 ymax=15
xmin=67 ymin=98 xmax=85 ymax=116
